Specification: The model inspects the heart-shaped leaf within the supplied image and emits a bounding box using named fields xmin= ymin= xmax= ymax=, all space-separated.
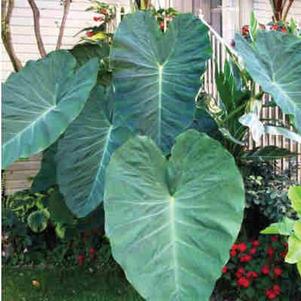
xmin=56 ymin=86 xmax=132 ymax=217
xmin=235 ymin=31 xmax=301 ymax=132
xmin=111 ymin=12 xmax=212 ymax=153
xmin=2 ymin=51 xmax=99 ymax=169
xmin=104 ymin=130 xmax=245 ymax=300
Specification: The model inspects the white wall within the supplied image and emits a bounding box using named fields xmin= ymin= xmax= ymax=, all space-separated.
xmin=1 ymin=0 xmax=130 ymax=81
xmin=254 ymin=0 xmax=301 ymax=25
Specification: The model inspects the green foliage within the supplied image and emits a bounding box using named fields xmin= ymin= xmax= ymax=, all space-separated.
xmin=105 ymin=130 xmax=245 ymax=300
xmin=70 ymin=42 xmax=111 ymax=86
xmin=249 ymin=11 xmax=258 ymax=42
xmin=5 ymin=10 xmax=301 ymax=300
xmin=31 ymin=142 xmax=57 ymax=193
xmin=218 ymin=235 xmax=301 ymax=301
xmin=244 ymin=163 xmax=296 ymax=222
xmin=262 ymin=186 xmax=301 ymax=275
xmin=27 ymin=210 xmax=50 ymax=233
xmin=56 ymin=85 xmax=131 ymax=217
xmin=2 ymin=51 xmax=99 ymax=169
xmin=235 ymin=31 xmax=301 ymax=134
xmin=111 ymin=12 xmax=211 ymax=153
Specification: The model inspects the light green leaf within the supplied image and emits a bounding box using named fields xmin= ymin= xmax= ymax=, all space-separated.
xmin=57 ymin=86 xmax=132 ymax=217
xmin=104 ymin=130 xmax=245 ymax=300
xmin=2 ymin=51 xmax=99 ymax=169
xmin=250 ymin=11 xmax=258 ymax=42
xmin=288 ymin=185 xmax=301 ymax=215
xmin=261 ymin=217 xmax=295 ymax=235
xmin=286 ymin=233 xmax=301 ymax=264
xmin=235 ymin=31 xmax=301 ymax=132
xmin=27 ymin=209 xmax=50 ymax=233
xmin=111 ymin=12 xmax=212 ymax=153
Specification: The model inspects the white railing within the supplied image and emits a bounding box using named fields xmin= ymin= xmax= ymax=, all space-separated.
xmin=202 ymin=18 xmax=301 ymax=182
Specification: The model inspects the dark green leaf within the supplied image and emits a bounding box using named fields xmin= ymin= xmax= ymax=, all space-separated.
xmin=111 ymin=12 xmax=212 ymax=153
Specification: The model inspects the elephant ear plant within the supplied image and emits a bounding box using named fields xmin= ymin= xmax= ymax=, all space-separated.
xmin=2 ymin=12 xmax=246 ymax=300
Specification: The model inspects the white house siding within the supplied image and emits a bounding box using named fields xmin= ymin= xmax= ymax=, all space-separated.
xmin=254 ymin=0 xmax=301 ymax=25
xmin=1 ymin=0 xmax=131 ymax=81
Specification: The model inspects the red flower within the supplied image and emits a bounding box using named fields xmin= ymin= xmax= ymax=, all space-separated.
xmin=236 ymin=277 xmax=250 ymax=288
xmin=237 ymin=243 xmax=247 ymax=252
xmin=252 ymin=240 xmax=260 ymax=247
xmin=249 ymin=247 xmax=257 ymax=255
xmin=236 ymin=267 xmax=245 ymax=278
xmin=281 ymin=27 xmax=287 ymax=32
xmin=273 ymin=284 xmax=281 ymax=294
xmin=261 ymin=265 xmax=270 ymax=275
xmin=247 ymin=271 xmax=258 ymax=279
xmin=240 ymin=255 xmax=252 ymax=263
xmin=241 ymin=25 xmax=250 ymax=36
xmin=222 ymin=266 xmax=228 ymax=274
xmin=89 ymin=247 xmax=96 ymax=258
xmin=230 ymin=249 xmax=237 ymax=257
xmin=271 ymin=24 xmax=279 ymax=31
xmin=271 ymin=236 xmax=278 ymax=242
xmin=86 ymin=31 xmax=94 ymax=37
xmin=77 ymin=254 xmax=85 ymax=266
xmin=267 ymin=247 xmax=274 ymax=257
xmin=280 ymin=250 xmax=287 ymax=258
xmin=266 ymin=289 xmax=277 ymax=300
xmin=93 ymin=16 xmax=103 ymax=22
xmin=274 ymin=267 xmax=283 ymax=277
xmin=160 ymin=22 xmax=165 ymax=30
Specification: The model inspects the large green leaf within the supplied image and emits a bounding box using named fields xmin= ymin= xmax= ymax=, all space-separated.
xmin=235 ymin=31 xmax=301 ymax=132
xmin=288 ymin=185 xmax=301 ymax=216
xmin=31 ymin=142 xmax=57 ymax=192
xmin=70 ymin=42 xmax=111 ymax=86
xmin=2 ymin=51 xmax=99 ymax=169
xmin=111 ymin=12 xmax=211 ymax=153
xmin=56 ymin=86 xmax=132 ymax=217
xmin=104 ymin=130 xmax=245 ymax=300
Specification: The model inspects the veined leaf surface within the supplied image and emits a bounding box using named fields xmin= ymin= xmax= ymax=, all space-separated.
xmin=57 ymin=86 xmax=131 ymax=217
xmin=235 ymin=31 xmax=301 ymax=132
xmin=2 ymin=51 xmax=98 ymax=169
xmin=111 ymin=12 xmax=212 ymax=153
xmin=105 ymin=130 xmax=244 ymax=300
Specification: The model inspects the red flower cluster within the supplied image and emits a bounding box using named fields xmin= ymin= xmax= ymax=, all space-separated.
xmin=221 ymin=235 xmax=289 ymax=300
xmin=266 ymin=284 xmax=281 ymax=300
xmin=270 ymin=24 xmax=287 ymax=32
xmin=76 ymin=247 xmax=97 ymax=266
